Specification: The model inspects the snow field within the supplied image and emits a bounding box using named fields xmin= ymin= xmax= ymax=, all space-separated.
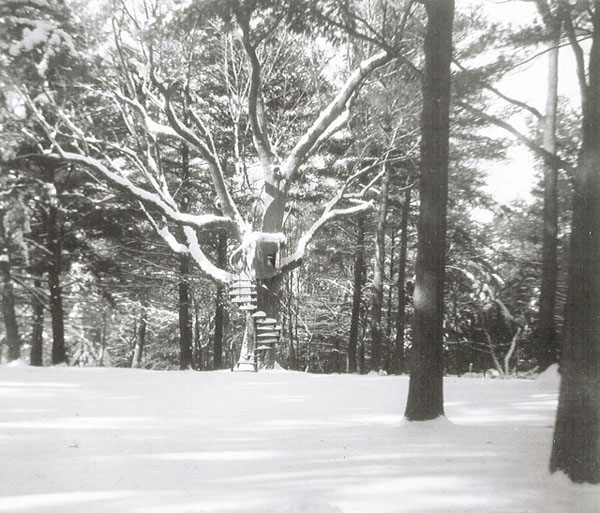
xmin=0 ymin=365 xmax=598 ymax=512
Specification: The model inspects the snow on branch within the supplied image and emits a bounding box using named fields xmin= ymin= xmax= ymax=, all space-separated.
xmin=140 ymin=203 xmax=188 ymax=254
xmin=279 ymin=160 xmax=385 ymax=272
xmin=137 ymin=200 xmax=234 ymax=285
xmin=280 ymin=201 xmax=373 ymax=273
xmin=112 ymin=89 xmax=180 ymax=140
xmin=281 ymin=50 xmax=394 ymax=185
xmin=184 ymin=226 xmax=235 ymax=284
xmin=60 ymin=152 xmax=236 ymax=233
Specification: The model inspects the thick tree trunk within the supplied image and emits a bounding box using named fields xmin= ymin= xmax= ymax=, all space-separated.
xmin=47 ymin=203 xmax=66 ymax=365
xmin=131 ymin=302 xmax=147 ymax=369
xmin=405 ymin=0 xmax=454 ymax=421
xmin=348 ymin=215 xmax=366 ymax=373
xmin=0 ymin=217 xmax=21 ymax=362
xmin=178 ymin=254 xmax=194 ymax=370
xmin=537 ymin=21 xmax=561 ymax=372
xmin=214 ymin=231 xmax=227 ymax=369
xmin=550 ymin=6 xmax=600 ymax=483
xmin=30 ymin=279 xmax=44 ymax=366
xmin=370 ymin=163 xmax=391 ymax=371
xmin=394 ymin=186 xmax=412 ymax=374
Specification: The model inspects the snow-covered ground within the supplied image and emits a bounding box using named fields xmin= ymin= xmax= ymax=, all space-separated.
xmin=0 ymin=365 xmax=598 ymax=513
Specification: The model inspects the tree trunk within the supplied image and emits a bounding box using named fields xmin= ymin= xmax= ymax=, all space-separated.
xmin=394 ymin=186 xmax=412 ymax=374
xmin=176 ymin=137 xmax=195 ymax=371
xmin=386 ymin=229 xmax=396 ymax=352
xmin=214 ymin=231 xmax=227 ymax=369
xmin=99 ymin=304 xmax=108 ymax=367
xmin=550 ymin=6 xmax=600 ymax=483
xmin=370 ymin=163 xmax=391 ymax=371
xmin=405 ymin=0 xmax=454 ymax=421
xmin=178 ymin=254 xmax=194 ymax=370
xmin=29 ymin=279 xmax=44 ymax=366
xmin=193 ymin=296 xmax=203 ymax=370
xmin=537 ymin=19 xmax=561 ymax=372
xmin=348 ymin=215 xmax=366 ymax=373
xmin=0 ymin=214 xmax=21 ymax=362
xmin=47 ymin=202 xmax=66 ymax=365
xmin=131 ymin=302 xmax=147 ymax=369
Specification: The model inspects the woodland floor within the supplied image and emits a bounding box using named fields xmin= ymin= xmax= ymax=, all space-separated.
xmin=0 ymin=364 xmax=599 ymax=513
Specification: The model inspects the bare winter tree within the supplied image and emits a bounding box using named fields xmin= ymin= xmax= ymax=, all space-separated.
xmin=15 ymin=1 xmax=415 ymax=369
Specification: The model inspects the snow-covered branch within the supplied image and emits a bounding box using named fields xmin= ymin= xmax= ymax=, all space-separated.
xmin=280 ymin=201 xmax=374 ymax=273
xmin=60 ymin=152 xmax=236 ymax=233
xmin=281 ymin=50 xmax=394 ymax=185
xmin=183 ymin=226 xmax=235 ymax=284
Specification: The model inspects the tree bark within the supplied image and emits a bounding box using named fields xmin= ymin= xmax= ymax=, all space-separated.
xmin=178 ymin=254 xmax=194 ymax=370
xmin=131 ymin=302 xmax=147 ymax=369
xmin=550 ymin=4 xmax=600 ymax=483
xmin=370 ymin=162 xmax=391 ymax=371
xmin=29 ymin=279 xmax=44 ymax=366
xmin=47 ymin=202 xmax=66 ymax=365
xmin=348 ymin=215 xmax=366 ymax=373
xmin=405 ymin=0 xmax=454 ymax=421
xmin=537 ymin=18 xmax=561 ymax=372
xmin=214 ymin=231 xmax=227 ymax=369
xmin=394 ymin=186 xmax=412 ymax=374
xmin=0 ymin=213 xmax=21 ymax=362
xmin=193 ymin=296 xmax=203 ymax=370
xmin=177 ymin=139 xmax=194 ymax=370
xmin=386 ymin=228 xmax=396 ymax=345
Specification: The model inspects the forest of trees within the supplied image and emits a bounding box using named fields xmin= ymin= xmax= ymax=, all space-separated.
xmin=1 ymin=0 xmax=599 ymax=483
